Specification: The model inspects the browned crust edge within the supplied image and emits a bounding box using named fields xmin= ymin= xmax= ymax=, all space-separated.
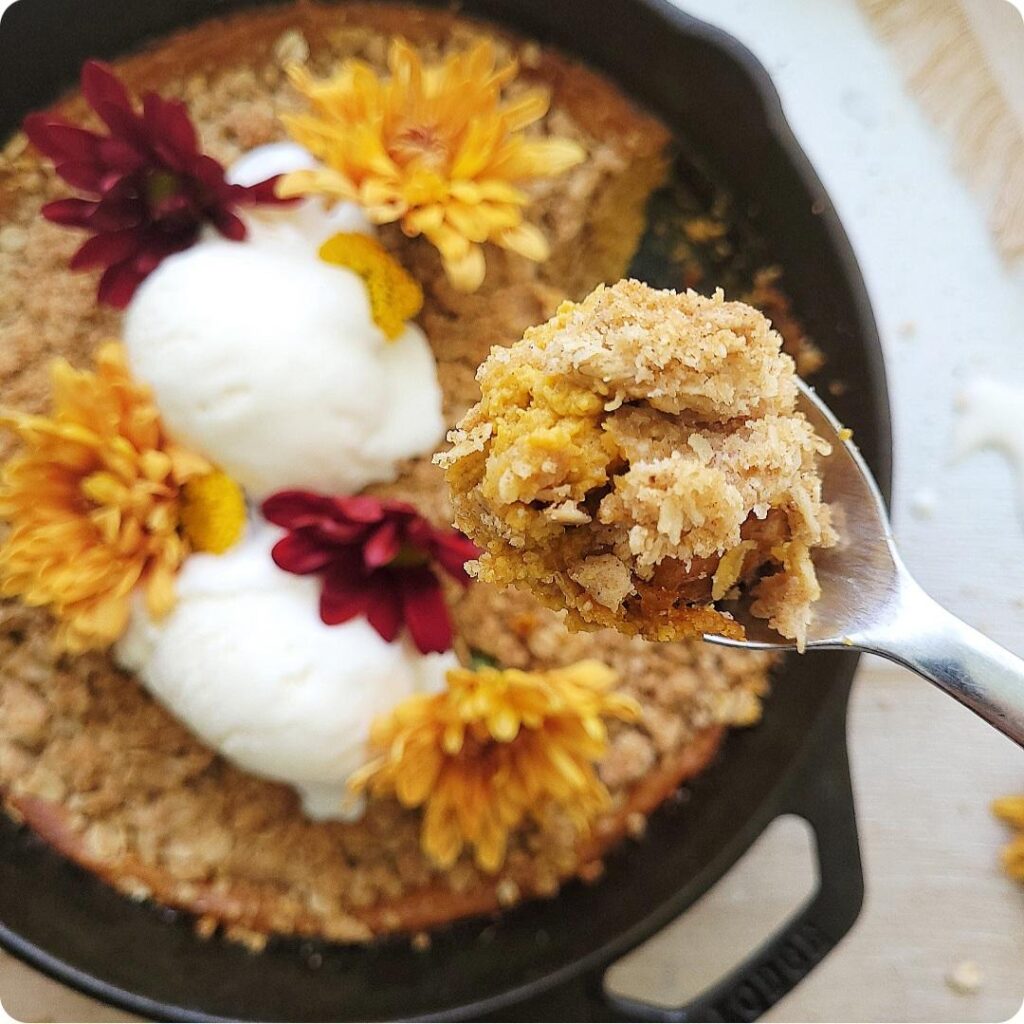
xmin=5 ymin=727 xmax=723 ymax=942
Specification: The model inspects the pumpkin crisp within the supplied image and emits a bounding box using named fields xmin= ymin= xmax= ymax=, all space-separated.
xmin=0 ymin=2 xmax=784 ymax=947
xmin=439 ymin=280 xmax=836 ymax=648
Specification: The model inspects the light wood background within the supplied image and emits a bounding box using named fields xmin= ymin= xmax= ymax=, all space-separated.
xmin=1 ymin=0 xmax=1023 ymax=1021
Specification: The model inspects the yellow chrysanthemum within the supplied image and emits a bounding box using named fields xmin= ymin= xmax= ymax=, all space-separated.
xmin=179 ymin=470 xmax=247 ymax=554
xmin=352 ymin=660 xmax=639 ymax=872
xmin=0 ymin=343 xmax=234 ymax=652
xmin=319 ymin=232 xmax=423 ymax=339
xmin=993 ymin=795 xmax=1024 ymax=880
xmin=279 ymin=38 xmax=586 ymax=292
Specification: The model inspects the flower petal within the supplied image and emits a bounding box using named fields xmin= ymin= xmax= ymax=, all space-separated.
xmin=89 ymin=182 xmax=146 ymax=232
xmin=432 ymin=531 xmax=479 ymax=583
xmin=363 ymin=519 xmax=401 ymax=568
xmin=332 ymin=494 xmax=391 ymax=523
xmin=365 ymin=580 xmax=404 ymax=642
xmin=261 ymin=489 xmax=337 ymax=528
xmin=240 ymin=174 xmax=297 ymax=206
xmin=399 ymin=567 xmax=453 ymax=654
xmin=143 ymin=93 xmax=198 ymax=168
xmin=210 ymin=208 xmax=247 ymax=241
xmin=69 ymin=229 xmax=141 ymax=271
xmin=81 ymin=60 xmax=133 ymax=127
xmin=53 ymin=159 xmax=109 ymax=192
xmin=500 ymin=89 xmax=550 ymax=132
xmin=270 ymin=530 xmax=335 ymax=574
xmin=440 ymin=244 xmax=486 ymax=292
xmin=41 ymin=197 xmax=98 ymax=228
xmin=320 ymin=573 xmax=372 ymax=625
xmin=22 ymin=115 xmax=103 ymax=163
xmin=96 ymin=261 xmax=145 ymax=308
xmin=92 ymin=98 xmax=149 ymax=152
xmin=495 ymin=222 xmax=549 ymax=262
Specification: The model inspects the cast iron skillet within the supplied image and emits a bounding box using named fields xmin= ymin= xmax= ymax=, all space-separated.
xmin=0 ymin=0 xmax=892 ymax=1019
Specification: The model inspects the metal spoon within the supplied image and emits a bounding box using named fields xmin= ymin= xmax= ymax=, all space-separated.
xmin=705 ymin=379 xmax=1024 ymax=747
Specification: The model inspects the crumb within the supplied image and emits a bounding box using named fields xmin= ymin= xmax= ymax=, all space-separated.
xmin=683 ymin=216 xmax=727 ymax=243
xmin=225 ymin=925 xmax=269 ymax=953
xmin=898 ymin=321 xmax=917 ymax=339
xmin=910 ymin=488 xmax=937 ymax=520
xmin=0 ymin=225 xmax=27 ymax=254
xmin=945 ymin=960 xmax=983 ymax=995
xmin=411 ymin=931 xmax=431 ymax=951
xmin=625 ymin=812 xmax=647 ymax=838
xmin=744 ymin=266 xmax=825 ymax=377
xmin=519 ymin=41 xmax=542 ymax=68
xmin=495 ymin=878 xmax=521 ymax=907
xmin=272 ymin=28 xmax=309 ymax=65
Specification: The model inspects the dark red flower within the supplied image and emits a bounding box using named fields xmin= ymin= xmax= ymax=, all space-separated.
xmin=23 ymin=60 xmax=290 ymax=307
xmin=262 ymin=490 xmax=480 ymax=655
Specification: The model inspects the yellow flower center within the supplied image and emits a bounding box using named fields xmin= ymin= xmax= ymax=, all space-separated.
xmin=390 ymin=121 xmax=449 ymax=170
xmin=318 ymin=233 xmax=423 ymax=340
xmin=179 ymin=471 xmax=246 ymax=554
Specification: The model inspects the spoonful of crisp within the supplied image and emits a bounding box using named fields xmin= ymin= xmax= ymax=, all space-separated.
xmin=436 ymin=279 xmax=1024 ymax=746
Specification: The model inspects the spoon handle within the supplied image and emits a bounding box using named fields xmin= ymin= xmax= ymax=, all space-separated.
xmin=861 ymin=569 xmax=1024 ymax=746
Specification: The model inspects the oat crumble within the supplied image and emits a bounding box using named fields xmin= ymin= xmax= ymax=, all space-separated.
xmin=0 ymin=2 xmax=779 ymax=942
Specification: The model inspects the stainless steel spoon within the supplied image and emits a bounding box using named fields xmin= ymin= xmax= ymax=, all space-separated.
xmin=705 ymin=379 xmax=1024 ymax=747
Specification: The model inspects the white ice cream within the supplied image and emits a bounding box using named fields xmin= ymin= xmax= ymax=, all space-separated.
xmin=116 ymin=521 xmax=457 ymax=820
xmin=122 ymin=143 xmax=444 ymax=501
xmin=226 ymin=142 xmax=374 ymax=250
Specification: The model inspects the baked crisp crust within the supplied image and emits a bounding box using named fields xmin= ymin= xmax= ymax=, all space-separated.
xmin=0 ymin=2 xmax=775 ymax=943
xmin=439 ymin=280 xmax=836 ymax=646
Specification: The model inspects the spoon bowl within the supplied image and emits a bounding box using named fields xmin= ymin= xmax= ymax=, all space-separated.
xmin=706 ymin=379 xmax=1024 ymax=746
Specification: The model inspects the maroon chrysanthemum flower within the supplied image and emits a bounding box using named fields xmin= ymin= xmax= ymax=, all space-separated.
xmin=23 ymin=60 xmax=290 ymax=307
xmin=262 ymin=490 xmax=480 ymax=655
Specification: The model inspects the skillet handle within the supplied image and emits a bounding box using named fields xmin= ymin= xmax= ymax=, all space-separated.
xmin=609 ymin=719 xmax=863 ymax=1022
xmin=487 ymin=693 xmax=863 ymax=1022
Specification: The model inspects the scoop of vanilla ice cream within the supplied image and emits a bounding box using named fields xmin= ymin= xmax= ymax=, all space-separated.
xmin=122 ymin=143 xmax=444 ymax=500
xmin=116 ymin=522 xmax=456 ymax=820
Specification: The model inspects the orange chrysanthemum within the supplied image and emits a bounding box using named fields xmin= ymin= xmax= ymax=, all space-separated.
xmin=278 ymin=39 xmax=586 ymax=292
xmin=993 ymin=795 xmax=1024 ymax=881
xmin=352 ymin=660 xmax=639 ymax=872
xmin=0 ymin=343 xmax=243 ymax=652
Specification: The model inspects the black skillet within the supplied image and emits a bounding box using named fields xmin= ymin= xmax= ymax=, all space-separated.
xmin=0 ymin=0 xmax=892 ymax=1019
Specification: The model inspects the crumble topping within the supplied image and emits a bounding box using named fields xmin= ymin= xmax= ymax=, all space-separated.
xmin=0 ymin=2 xmax=781 ymax=942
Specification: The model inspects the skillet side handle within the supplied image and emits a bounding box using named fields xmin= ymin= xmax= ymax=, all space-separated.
xmin=606 ymin=702 xmax=864 ymax=1023
xmin=483 ymin=690 xmax=864 ymax=1023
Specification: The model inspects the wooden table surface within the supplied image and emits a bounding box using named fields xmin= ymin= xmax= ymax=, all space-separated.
xmin=1 ymin=0 xmax=1023 ymax=1021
